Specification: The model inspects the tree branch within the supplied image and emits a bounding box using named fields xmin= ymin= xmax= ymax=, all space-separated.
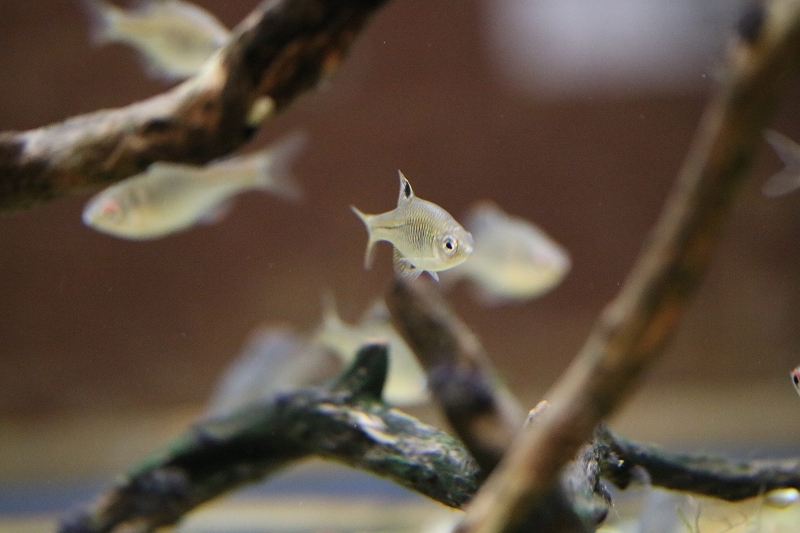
xmin=59 ymin=344 xmax=480 ymax=533
xmin=595 ymin=425 xmax=800 ymax=502
xmin=385 ymin=279 xmax=525 ymax=473
xmin=0 ymin=0 xmax=388 ymax=210
xmin=386 ymin=281 xmax=608 ymax=532
xmin=454 ymin=2 xmax=800 ymax=533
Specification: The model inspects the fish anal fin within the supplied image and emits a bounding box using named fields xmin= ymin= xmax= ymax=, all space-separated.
xmin=393 ymin=249 xmax=424 ymax=281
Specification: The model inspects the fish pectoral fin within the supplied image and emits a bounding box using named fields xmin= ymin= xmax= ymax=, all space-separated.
xmin=198 ymin=198 xmax=235 ymax=225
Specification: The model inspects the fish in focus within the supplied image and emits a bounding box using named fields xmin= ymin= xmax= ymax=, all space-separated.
xmin=763 ymin=129 xmax=800 ymax=197
xmin=80 ymin=0 xmax=230 ymax=80
xmin=792 ymin=366 xmax=800 ymax=397
xmin=82 ymin=133 xmax=305 ymax=240
xmin=351 ymin=171 xmax=474 ymax=281
xmin=313 ymin=293 xmax=429 ymax=405
xmin=441 ymin=201 xmax=570 ymax=304
xmin=205 ymin=326 xmax=338 ymax=418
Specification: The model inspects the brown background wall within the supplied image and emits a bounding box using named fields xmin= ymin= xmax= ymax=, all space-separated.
xmin=1 ymin=0 xmax=800 ymax=426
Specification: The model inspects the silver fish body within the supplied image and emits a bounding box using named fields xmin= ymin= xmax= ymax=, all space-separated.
xmin=444 ymin=201 xmax=570 ymax=303
xmin=351 ymin=171 xmax=473 ymax=281
xmin=82 ymin=133 xmax=305 ymax=240
xmin=313 ymin=293 xmax=428 ymax=405
xmin=763 ymin=129 xmax=800 ymax=197
xmin=81 ymin=0 xmax=230 ymax=80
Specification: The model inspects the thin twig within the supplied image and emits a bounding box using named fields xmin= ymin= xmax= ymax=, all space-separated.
xmin=59 ymin=344 xmax=480 ymax=533
xmin=455 ymin=2 xmax=800 ymax=533
xmin=596 ymin=425 xmax=800 ymax=501
xmin=0 ymin=0 xmax=388 ymax=210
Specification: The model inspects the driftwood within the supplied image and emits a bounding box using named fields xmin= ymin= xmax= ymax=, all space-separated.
xmin=2 ymin=0 xmax=799 ymax=532
xmin=453 ymin=2 xmax=800 ymax=533
xmin=0 ymin=0 xmax=388 ymax=210
xmin=59 ymin=344 xmax=480 ymax=533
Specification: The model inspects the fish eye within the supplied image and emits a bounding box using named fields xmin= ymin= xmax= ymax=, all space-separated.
xmin=793 ymin=373 xmax=799 ymax=386
xmin=442 ymin=235 xmax=457 ymax=255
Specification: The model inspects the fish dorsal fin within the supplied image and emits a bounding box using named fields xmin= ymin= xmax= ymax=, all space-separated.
xmin=319 ymin=289 xmax=344 ymax=332
xmin=397 ymin=170 xmax=414 ymax=205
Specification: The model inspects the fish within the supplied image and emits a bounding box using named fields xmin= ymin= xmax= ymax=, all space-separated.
xmin=80 ymin=0 xmax=230 ymax=80
xmin=205 ymin=326 xmax=338 ymax=418
xmin=441 ymin=201 xmax=570 ymax=304
xmin=82 ymin=132 xmax=305 ymax=240
xmin=792 ymin=366 xmax=800 ymax=397
xmin=350 ymin=171 xmax=474 ymax=281
xmin=313 ymin=292 xmax=429 ymax=405
xmin=763 ymin=129 xmax=800 ymax=197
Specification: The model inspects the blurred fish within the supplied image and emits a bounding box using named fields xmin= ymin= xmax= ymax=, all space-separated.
xmin=763 ymin=130 xmax=800 ymax=197
xmin=792 ymin=366 xmax=800 ymax=397
xmin=442 ymin=201 xmax=570 ymax=304
xmin=313 ymin=292 xmax=429 ymax=405
xmin=80 ymin=0 xmax=230 ymax=80
xmin=82 ymin=133 xmax=305 ymax=240
xmin=351 ymin=171 xmax=474 ymax=281
xmin=205 ymin=326 xmax=338 ymax=418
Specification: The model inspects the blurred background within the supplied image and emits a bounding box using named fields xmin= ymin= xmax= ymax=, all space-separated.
xmin=2 ymin=0 xmax=800 ymax=530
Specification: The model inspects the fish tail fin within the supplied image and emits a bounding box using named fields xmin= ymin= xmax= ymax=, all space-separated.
xmin=251 ymin=131 xmax=307 ymax=200
xmin=763 ymin=130 xmax=800 ymax=197
xmin=78 ymin=0 xmax=120 ymax=44
xmin=350 ymin=205 xmax=377 ymax=269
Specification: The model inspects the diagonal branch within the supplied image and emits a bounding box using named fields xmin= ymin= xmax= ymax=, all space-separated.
xmin=455 ymin=2 xmax=800 ymax=533
xmin=59 ymin=344 xmax=480 ymax=533
xmin=385 ymin=279 xmax=525 ymax=473
xmin=0 ymin=0 xmax=388 ymax=210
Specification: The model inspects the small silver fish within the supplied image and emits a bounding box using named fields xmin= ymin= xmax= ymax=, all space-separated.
xmin=313 ymin=292 xmax=429 ymax=405
xmin=80 ymin=0 xmax=230 ymax=80
xmin=763 ymin=129 xmax=800 ymax=197
xmin=82 ymin=133 xmax=305 ymax=240
xmin=442 ymin=201 xmax=570 ymax=304
xmin=792 ymin=366 xmax=800 ymax=397
xmin=351 ymin=171 xmax=474 ymax=281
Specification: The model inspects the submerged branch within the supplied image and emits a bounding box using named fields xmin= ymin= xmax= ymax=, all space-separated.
xmin=386 ymin=281 xmax=609 ymax=531
xmin=456 ymin=3 xmax=800 ymax=533
xmin=386 ymin=279 xmax=525 ymax=472
xmin=596 ymin=425 xmax=800 ymax=501
xmin=0 ymin=0 xmax=388 ymax=210
xmin=59 ymin=344 xmax=480 ymax=533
